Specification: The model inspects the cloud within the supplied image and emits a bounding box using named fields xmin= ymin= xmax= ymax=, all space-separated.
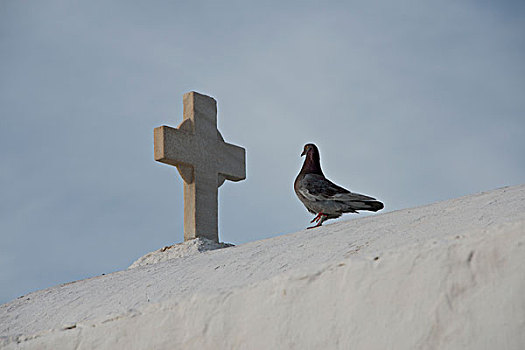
xmin=0 ymin=0 xmax=523 ymax=304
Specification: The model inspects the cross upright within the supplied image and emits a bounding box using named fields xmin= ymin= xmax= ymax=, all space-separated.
xmin=154 ymin=91 xmax=246 ymax=242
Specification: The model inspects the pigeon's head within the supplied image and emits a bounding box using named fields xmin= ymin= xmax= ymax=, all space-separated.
xmin=301 ymin=143 xmax=319 ymax=157
xmin=300 ymin=143 xmax=323 ymax=174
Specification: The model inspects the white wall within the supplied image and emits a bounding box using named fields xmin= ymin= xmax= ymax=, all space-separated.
xmin=1 ymin=186 xmax=524 ymax=349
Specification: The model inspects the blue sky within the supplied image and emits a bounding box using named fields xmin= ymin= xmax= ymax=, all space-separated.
xmin=1 ymin=0 xmax=524 ymax=304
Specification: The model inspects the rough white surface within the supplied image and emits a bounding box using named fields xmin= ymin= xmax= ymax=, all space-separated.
xmin=128 ymin=238 xmax=233 ymax=269
xmin=1 ymin=185 xmax=524 ymax=349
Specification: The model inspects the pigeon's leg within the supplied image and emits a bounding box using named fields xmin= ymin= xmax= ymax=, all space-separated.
xmin=317 ymin=214 xmax=328 ymax=226
xmin=307 ymin=214 xmax=328 ymax=229
xmin=310 ymin=212 xmax=324 ymax=223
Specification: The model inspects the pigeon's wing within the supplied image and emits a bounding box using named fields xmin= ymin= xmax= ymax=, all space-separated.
xmin=297 ymin=174 xmax=377 ymax=202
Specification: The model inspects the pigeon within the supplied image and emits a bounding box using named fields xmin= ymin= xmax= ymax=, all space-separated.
xmin=294 ymin=143 xmax=384 ymax=229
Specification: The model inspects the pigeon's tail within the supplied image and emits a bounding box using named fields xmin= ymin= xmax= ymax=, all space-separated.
xmin=348 ymin=200 xmax=384 ymax=212
xmin=365 ymin=200 xmax=384 ymax=212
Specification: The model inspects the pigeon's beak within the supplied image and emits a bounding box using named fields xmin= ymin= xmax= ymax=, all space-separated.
xmin=301 ymin=149 xmax=306 ymax=157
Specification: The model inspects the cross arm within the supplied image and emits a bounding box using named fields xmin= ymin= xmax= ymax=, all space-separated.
xmin=154 ymin=125 xmax=195 ymax=167
xmin=217 ymin=141 xmax=246 ymax=182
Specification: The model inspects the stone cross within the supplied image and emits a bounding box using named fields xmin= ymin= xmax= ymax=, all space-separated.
xmin=154 ymin=91 xmax=246 ymax=242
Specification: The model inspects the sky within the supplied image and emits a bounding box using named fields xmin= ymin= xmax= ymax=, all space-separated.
xmin=1 ymin=0 xmax=524 ymax=305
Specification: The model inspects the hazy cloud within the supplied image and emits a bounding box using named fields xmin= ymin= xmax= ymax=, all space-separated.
xmin=1 ymin=0 xmax=523 ymax=304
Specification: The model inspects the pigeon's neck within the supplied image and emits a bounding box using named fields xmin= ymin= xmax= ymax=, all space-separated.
xmin=301 ymin=152 xmax=324 ymax=175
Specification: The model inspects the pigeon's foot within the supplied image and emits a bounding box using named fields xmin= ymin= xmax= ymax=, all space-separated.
xmin=307 ymin=213 xmax=328 ymax=228
xmin=310 ymin=212 xmax=324 ymax=223
xmin=307 ymin=223 xmax=322 ymax=229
